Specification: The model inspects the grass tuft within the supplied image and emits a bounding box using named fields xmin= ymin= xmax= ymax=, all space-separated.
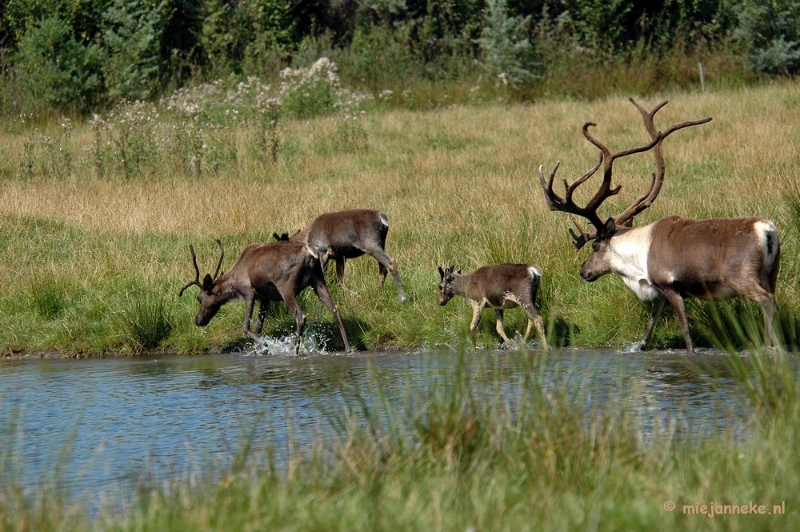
xmin=28 ymin=274 xmax=69 ymax=319
xmin=120 ymin=294 xmax=174 ymax=354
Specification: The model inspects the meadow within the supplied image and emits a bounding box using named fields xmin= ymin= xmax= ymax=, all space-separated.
xmin=2 ymin=74 xmax=800 ymax=530
xmin=1 ymin=71 xmax=798 ymax=356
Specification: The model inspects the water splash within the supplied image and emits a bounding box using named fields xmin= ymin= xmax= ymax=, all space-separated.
xmin=242 ymin=321 xmax=339 ymax=357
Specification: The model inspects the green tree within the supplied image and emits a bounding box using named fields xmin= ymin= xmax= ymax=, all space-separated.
xmin=734 ymin=0 xmax=800 ymax=76
xmin=13 ymin=14 xmax=105 ymax=112
xmin=102 ymin=0 xmax=169 ymax=101
xmin=477 ymin=0 xmax=538 ymax=84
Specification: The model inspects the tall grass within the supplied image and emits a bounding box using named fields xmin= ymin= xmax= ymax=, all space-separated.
xmin=0 ymin=81 xmax=799 ymax=354
xmin=120 ymin=293 xmax=174 ymax=355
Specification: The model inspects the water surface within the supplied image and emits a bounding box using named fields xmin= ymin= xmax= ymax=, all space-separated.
xmin=0 ymin=346 xmax=749 ymax=510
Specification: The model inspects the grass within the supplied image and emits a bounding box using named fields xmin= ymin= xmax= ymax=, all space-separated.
xmin=0 ymin=82 xmax=799 ymax=355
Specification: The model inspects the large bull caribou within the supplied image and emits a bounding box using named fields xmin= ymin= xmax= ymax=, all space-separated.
xmin=539 ymin=98 xmax=780 ymax=353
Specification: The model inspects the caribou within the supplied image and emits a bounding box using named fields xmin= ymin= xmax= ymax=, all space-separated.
xmin=179 ymin=239 xmax=351 ymax=354
xmin=437 ymin=264 xmax=548 ymax=349
xmin=274 ymin=208 xmax=408 ymax=302
xmin=539 ymin=98 xmax=780 ymax=353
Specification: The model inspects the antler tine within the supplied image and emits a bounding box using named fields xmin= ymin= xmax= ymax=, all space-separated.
xmin=539 ymin=154 xmax=604 ymax=250
xmin=539 ymin=156 xmax=602 ymax=211
xmin=613 ymin=98 xmax=712 ymax=227
xmin=179 ymin=244 xmax=201 ymax=296
xmin=568 ymin=216 xmax=597 ymax=250
xmin=213 ymin=239 xmax=225 ymax=280
xmin=581 ymin=122 xmax=662 ymax=214
xmin=538 ymin=161 xmax=561 ymax=210
xmin=564 ymin=149 xmax=603 ymax=204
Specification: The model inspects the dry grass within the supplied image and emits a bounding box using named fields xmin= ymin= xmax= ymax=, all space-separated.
xmin=1 ymin=82 xmax=798 ymax=353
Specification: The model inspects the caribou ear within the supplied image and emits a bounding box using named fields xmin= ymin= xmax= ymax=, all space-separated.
xmin=272 ymin=233 xmax=280 ymax=241
xmin=603 ymin=217 xmax=616 ymax=237
xmin=202 ymin=273 xmax=215 ymax=291
xmin=438 ymin=266 xmax=445 ymax=279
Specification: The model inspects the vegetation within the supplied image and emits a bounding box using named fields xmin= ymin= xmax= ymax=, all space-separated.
xmin=1 ymin=1 xmax=800 ymax=116
xmin=0 ymin=77 xmax=798 ymax=356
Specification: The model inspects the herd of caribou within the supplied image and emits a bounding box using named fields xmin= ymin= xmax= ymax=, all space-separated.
xmin=179 ymin=99 xmax=781 ymax=355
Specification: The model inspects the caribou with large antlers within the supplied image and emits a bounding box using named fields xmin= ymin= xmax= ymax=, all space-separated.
xmin=540 ymin=98 xmax=780 ymax=353
xmin=179 ymin=239 xmax=351 ymax=354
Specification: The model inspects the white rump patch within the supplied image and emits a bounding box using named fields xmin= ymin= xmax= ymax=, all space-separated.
xmin=379 ymin=212 xmax=390 ymax=227
xmin=754 ymin=220 xmax=779 ymax=268
xmin=305 ymin=244 xmax=319 ymax=259
xmin=529 ymin=265 xmax=543 ymax=278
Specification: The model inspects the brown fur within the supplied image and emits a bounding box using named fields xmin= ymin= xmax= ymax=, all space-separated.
xmin=275 ymin=209 xmax=407 ymax=302
xmin=438 ymin=264 xmax=547 ymax=349
xmin=582 ymin=216 xmax=780 ymax=353
xmin=180 ymin=241 xmax=351 ymax=355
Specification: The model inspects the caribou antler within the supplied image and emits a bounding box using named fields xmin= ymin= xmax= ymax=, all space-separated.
xmin=178 ymin=239 xmax=225 ymax=296
xmin=540 ymin=98 xmax=711 ymax=250
xmin=212 ymin=239 xmax=224 ymax=279
xmin=179 ymin=244 xmax=201 ymax=296
xmin=611 ymin=98 xmax=712 ymax=227
xmin=539 ymin=129 xmax=662 ymax=249
xmin=539 ymin=154 xmax=604 ymax=249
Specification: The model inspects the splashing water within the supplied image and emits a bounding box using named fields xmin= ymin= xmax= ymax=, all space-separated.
xmin=243 ymin=321 xmax=341 ymax=357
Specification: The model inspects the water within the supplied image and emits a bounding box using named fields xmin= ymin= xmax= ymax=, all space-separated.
xmin=0 ymin=346 xmax=750 ymax=512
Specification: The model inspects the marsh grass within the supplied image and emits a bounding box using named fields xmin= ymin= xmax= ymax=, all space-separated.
xmin=120 ymin=293 xmax=174 ymax=354
xmin=28 ymin=274 xmax=70 ymax=320
xmin=1 ymin=82 xmax=799 ymax=354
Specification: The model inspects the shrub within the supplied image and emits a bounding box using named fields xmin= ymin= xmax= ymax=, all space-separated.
xmin=12 ymin=15 xmax=105 ymax=113
xmin=734 ymin=0 xmax=800 ymax=76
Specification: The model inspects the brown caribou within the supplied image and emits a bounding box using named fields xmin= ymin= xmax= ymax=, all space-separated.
xmin=539 ymin=98 xmax=780 ymax=353
xmin=437 ymin=264 xmax=548 ymax=349
xmin=179 ymin=239 xmax=351 ymax=354
xmin=274 ymin=209 xmax=407 ymax=302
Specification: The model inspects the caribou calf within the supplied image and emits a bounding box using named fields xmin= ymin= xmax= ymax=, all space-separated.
xmin=274 ymin=209 xmax=407 ymax=302
xmin=437 ymin=264 xmax=548 ymax=349
xmin=179 ymin=240 xmax=351 ymax=354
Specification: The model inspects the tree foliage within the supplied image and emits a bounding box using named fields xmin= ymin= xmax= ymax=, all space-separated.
xmin=0 ymin=0 xmax=797 ymax=114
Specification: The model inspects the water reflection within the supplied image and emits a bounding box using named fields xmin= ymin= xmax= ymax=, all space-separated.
xmin=0 ymin=348 xmax=762 ymax=509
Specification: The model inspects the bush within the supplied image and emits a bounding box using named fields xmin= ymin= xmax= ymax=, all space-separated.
xmin=12 ymin=15 xmax=105 ymax=113
xmin=734 ymin=0 xmax=800 ymax=76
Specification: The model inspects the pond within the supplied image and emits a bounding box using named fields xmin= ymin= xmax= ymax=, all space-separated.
xmin=0 ymin=345 xmax=751 ymax=513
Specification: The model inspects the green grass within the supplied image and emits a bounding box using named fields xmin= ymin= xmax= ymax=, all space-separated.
xmin=0 ymin=82 xmax=799 ymax=355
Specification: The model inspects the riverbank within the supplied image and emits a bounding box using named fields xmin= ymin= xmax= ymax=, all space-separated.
xmin=1 ymin=83 xmax=799 ymax=357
